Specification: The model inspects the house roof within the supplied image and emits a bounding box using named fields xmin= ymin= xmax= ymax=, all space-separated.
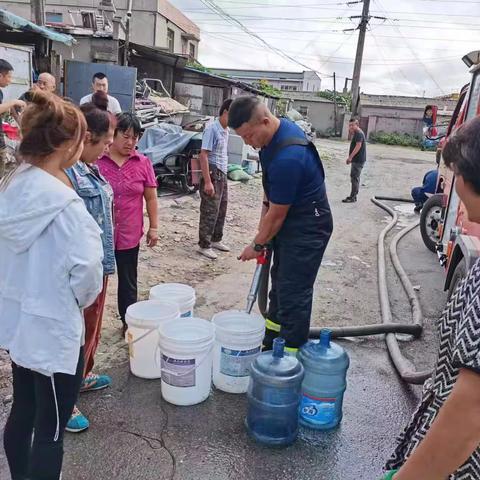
xmin=360 ymin=93 xmax=457 ymax=112
xmin=183 ymin=67 xmax=281 ymax=99
xmin=129 ymin=42 xmax=188 ymax=68
xmin=285 ymin=91 xmax=334 ymax=103
xmin=0 ymin=9 xmax=75 ymax=46
xmin=158 ymin=1 xmax=200 ymax=40
xmin=210 ymin=68 xmax=320 ymax=82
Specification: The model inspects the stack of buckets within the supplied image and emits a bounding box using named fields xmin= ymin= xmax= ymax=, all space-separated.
xmin=125 ymin=284 xmax=265 ymax=407
xmin=125 ymin=283 xmax=350 ymax=448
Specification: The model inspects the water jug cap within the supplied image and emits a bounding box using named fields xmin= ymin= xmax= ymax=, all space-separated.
xmin=272 ymin=337 xmax=285 ymax=358
xmin=320 ymin=329 xmax=332 ymax=348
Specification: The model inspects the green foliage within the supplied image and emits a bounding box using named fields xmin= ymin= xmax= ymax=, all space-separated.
xmin=187 ymin=60 xmax=212 ymax=73
xmin=369 ymin=131 xmax=422 ymax=148
xmin=256 ymin=79 xmax=282 ymax=98
xmin=317 ymin=90 xmax=352 ymax=110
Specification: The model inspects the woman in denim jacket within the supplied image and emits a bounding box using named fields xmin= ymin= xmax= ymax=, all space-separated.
xmin=65 ymin=93 xmax=116 ymax=433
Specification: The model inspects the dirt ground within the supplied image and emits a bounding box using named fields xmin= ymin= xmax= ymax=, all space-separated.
xmin=0 ymin=138 xmax=447 ymax=479
xmin=0 ymin=138 xmax=442 ymax=409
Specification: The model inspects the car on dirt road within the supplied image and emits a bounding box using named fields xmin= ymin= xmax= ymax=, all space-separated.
xmin=420 ymin=50 xmax=480 ymax=298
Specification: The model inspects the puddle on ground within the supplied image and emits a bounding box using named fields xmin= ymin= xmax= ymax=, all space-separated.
xmin=394 ymin=204 xmax=416 ymax=216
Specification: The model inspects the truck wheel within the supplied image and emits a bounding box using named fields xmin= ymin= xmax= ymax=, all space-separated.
xmin=448 ymin=258 xmax=466 ymax=300
xmin=420 ymin=195 xmax=443 ymax=253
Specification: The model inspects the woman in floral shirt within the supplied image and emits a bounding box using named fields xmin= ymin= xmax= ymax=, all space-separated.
xmin=382 ymin=117 xmax=480 ymax=480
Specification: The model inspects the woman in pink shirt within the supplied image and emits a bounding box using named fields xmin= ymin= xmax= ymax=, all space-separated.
xmin=97 ymin=113 xmax=158 ymax=333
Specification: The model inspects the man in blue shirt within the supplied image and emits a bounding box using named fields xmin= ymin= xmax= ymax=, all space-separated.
xmin=411 ymin=169 xmax=438 ymax=213
xmin=198 ymin=98 xmax=233 ymax=260
xmin=229 ymin=96 xmax=333 ymax=352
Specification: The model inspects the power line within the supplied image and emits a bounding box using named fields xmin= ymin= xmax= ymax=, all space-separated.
xmin=374 ymin=0 xmax=446 ymax=94
xmin=198 ymin=0 xmax=334 ymax=76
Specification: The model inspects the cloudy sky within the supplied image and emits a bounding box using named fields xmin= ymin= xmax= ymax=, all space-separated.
xmin=168 ymin=0 xmax=479 ymax=97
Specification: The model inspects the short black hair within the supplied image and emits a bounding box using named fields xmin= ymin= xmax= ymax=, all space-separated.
xmin=228 ymin=96 xmax=262 ymax=129
xmin=443 ymin=116 xmax=480 ymax=195
xmin=93 ymin=72 xmax=107 ymax=82
xmin=0 ymin=59 xmax=13 ymax=75
xmin=115 ymin=112 xmax=142 ymax=138
xmin=349 ymin=117 xmax=359 ymax=124
xmin=219 ymin=98 xmax=233 ymax=117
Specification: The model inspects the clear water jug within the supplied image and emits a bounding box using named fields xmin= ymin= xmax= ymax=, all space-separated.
xmin=245 ymin=338 xmax=305 ymax=446
xmin=298 ymin=329 xmax=350 ymax=430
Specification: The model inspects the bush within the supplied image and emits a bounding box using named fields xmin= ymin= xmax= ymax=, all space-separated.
xmin=369 ymin=131 xmax=422 ymax=148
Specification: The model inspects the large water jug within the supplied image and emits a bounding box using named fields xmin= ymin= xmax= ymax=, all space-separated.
xmin=298 ymin=329 xmax=350 ymax=430
xmin=246 ymin=338 xmax=304 ymax=446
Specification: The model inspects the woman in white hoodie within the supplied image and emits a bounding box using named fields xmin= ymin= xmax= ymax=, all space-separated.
xmin=0 ymin=92 xmax=103 ymax=480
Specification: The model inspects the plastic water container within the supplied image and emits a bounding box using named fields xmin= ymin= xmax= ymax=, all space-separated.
xmin=246 ymin=338 xmax=305 ymax=446
xmin=149 ymin=283 xmax=196 ymax=317
xmin=298 ymin=329 xmax=350 ymax=430
xmin=158 ymin=317 xmax=215 ymax=406
xmin=126 ymin=300 xmax=180 ymax=379
xmin=212 ymin=310 xmax=265 ymax=394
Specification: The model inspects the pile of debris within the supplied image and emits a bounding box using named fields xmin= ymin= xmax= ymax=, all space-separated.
xmin=135 ymin=78 xmax=189 ymax=129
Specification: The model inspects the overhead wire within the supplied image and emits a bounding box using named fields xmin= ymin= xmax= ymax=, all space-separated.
xmin=198 ymin=0 xmax=341 ymax=77
xmin=374 ymin=0 xmax=446 ymax=94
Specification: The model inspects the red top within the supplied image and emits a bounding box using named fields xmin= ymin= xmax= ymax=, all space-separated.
xmin=97 ymin=152 xmax=157 ymax=251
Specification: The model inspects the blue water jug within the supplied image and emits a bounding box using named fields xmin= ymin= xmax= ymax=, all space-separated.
xmin=246 ymin=337 xmax=305 ymax=446
xmin=298 ymin=329 xmax=350 ymax=430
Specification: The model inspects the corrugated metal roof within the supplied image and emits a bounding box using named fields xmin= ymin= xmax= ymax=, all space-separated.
xmin=285 ymin=92 xmax=334 ymax=103
xmin=185 ymin=67 xmax=281 ymax=99
xmin=210 ymin=68 xmax=307 ymax=81
xmin=0 ymin=9 xmax=75 ymax=46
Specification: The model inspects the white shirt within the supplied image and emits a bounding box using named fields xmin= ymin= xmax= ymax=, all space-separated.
xmin=0 ymin=165 xmax=103 ymax=376
xmin=80 ymin=93 xmax=122 ymax=114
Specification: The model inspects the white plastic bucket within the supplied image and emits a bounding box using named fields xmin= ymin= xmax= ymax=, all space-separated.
xmin=126 ymin=300 xmax=180 ymax=379
xmin=212 ymin=310 xmax=265 ymax=394
xmin=158 ymin=317 xmax=215 ymax=406
xmin=149 ymin=283 xmax=196 ymax=318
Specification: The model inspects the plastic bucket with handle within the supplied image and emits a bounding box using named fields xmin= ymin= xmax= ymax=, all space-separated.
xmin=212 ymin=310 xmax=265 ymax=393
xmin=149 ymin=283 xmax=196 ymax=318
xmin=158 ymin=318 xmax=215 ymax=406
xmin=126 ymin=300 xmax=180 ymax=379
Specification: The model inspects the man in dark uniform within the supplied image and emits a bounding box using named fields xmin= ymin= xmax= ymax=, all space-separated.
xmin=229 ymin=96 xmax=333 ymax=353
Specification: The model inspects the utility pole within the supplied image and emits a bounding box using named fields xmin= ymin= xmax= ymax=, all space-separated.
xmin=343 ymin=77 xmax=352 ymax=94
xmin=123 ymin=0 xmax=133 ymax=66
xmin=30 ymin=0 xmax=46 ymax=26
xmin=333 ymin=72 xmax=338 ymax=136
xmin=350 ymin=0 xmax=370 ymax=117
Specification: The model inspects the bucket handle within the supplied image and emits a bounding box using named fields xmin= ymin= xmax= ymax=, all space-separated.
xmin=161 ymin=343 xmax=214 ymax=378
xmin=127 ymin=327 xmax=158 ymax=346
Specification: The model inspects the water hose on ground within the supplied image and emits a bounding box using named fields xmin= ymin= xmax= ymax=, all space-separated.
xmin=257 ymin=196 xmax=432 ymax=385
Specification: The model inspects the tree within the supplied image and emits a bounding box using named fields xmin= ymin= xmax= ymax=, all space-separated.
xmin=256 ymin=79 xmax=282 ymax=98
xmin=317 ymin=90 xmax=352 ymax=111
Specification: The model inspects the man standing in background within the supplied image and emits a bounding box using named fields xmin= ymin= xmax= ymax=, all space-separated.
xmin=197 ymin=98 xmax=233 ymax=260
xmin=80 ymin=72 xmax=122 ymax=114
xmin=343 ymin=118 xmax=367 ymax=203
xmin=0 ymin=59 xmax=25 ymax=177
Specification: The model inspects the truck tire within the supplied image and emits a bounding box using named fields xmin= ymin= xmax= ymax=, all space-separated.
xmin=420 ymin=195 xmax=443 ymax=253
xmin=448 ymin=258 xmax=466 ymax=300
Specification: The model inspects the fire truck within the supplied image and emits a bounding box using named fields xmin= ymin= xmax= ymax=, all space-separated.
xmin=420 ymin=50 xmax=480 ymax=297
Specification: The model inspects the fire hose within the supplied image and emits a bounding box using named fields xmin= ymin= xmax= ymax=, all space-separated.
xmin=252 ymin=196 xmax=433 ymax=385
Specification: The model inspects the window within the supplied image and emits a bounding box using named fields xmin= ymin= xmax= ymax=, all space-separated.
xmin=81 ymin=11 xmax=95 ymax=29
xmin=189 ymin=43 xmax=196 ymax=59
xmin=181 ymin=38 xmax=188 ymax=55
xmin=299 ymin=106 xmax=309 ymax=117
xmin=167 ymin=29 xmax=175 ymax=53
xmin=280 ymin=85 xmax=298 ymax=91
xmin=465 ymin=71 xmax=480 ymax=122
xmin=46 ymin=12 xmax=63 ymax=23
